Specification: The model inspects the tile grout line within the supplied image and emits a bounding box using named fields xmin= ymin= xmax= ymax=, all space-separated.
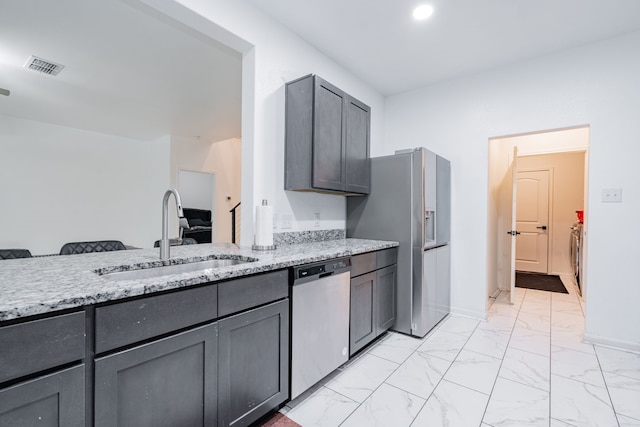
xmin=289 ymin=279 xmax=632 ymax=427
xmin=549 ymin=286 xmax=554 ymax=427
xmin=406 ymin=317 xmax=481 ymax=427
xmin=550 ymin=279 xmax=623 ymax=426
xmin=477 ymin=288 xmax=529 ymax=426
xmin=341 ymin=315 xmax=482 ymax=427
xmin=592 ymin=345 xmax=622 ymax=427
xmin=335 ymin=333 xmax=437 ymax=427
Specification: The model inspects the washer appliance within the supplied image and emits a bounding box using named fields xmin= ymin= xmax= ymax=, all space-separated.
xmin=570 ymin=223 xmax=583 ymax=295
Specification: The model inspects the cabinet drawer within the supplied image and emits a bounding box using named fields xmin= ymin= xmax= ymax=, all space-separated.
xmin=218 ymin=270 xmax=288 ymax=317
xmin=376 ymin=247 xmax=398 ymax=270
xmin=350 ymin=252 xmax=377 ymax=277
xmin=95 ymin=284 xmax=217 ymax=354
xmin=0 ymin=312 xmax=85 ymax=384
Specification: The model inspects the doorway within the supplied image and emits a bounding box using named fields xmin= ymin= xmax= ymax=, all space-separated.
xmin=179 ymin=170 xmax=216 ymax=243
xmin=171 ymin=137 xmax=243 ymax=244
xmin=487 ymin=126 xmax=589 ymax=302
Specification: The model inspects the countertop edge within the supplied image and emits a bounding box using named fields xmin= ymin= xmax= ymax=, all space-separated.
xmin=0 ymin=239 xmax=398 ymax=322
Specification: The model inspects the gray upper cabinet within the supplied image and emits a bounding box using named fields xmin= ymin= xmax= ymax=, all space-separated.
xmin=344 ymin=98 xmax=370 ymax=193
xmin=285 ymin=74 xmax=370 ymax=195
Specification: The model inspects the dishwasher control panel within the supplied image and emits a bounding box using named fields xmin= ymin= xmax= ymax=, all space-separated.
xmin=294 ymin=257 xmax=351 ymax=282
xmin=298 ymin=265 xmax=325 ymax=278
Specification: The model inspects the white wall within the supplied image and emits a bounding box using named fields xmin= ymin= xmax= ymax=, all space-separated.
xmin=0 ymin=114 xmax=170 ymax=254
xmin=148 ymin=0 xmax=386 ymax=245
xmin=143 ymin=0 xmax=639 ymax=350
xmin=179 ymin=170 xmax=214 ymax=210
xmin=384 ymin=32 xmax=640 ymax=350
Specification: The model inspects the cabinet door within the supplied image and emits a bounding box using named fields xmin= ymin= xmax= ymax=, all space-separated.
xmin=218 ymin=299 xmax=289 ymax=427
xmin=95 ymin=323 xmax=217 ymax=427
xmin=0 ymin=365 xmax=84 ymax=427
xmin=345 ymin=97 xmax=370 ymax=194
xmin=350 ymin=272 xmax=376 ymax=355
xmin=375 ymin=265 xmax=396 ymax=335
xmin=313 ymin=78 xmax=346 ymax=191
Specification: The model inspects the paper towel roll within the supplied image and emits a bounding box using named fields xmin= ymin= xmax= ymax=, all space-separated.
xmin=254 ymin=200 xmax=274 ymax=247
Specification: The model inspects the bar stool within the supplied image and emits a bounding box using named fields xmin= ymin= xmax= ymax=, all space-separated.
xmin=59 ymin=240 xmax=126 ymax=255
xmin=0 ymin=249 xmax=32 ymax=260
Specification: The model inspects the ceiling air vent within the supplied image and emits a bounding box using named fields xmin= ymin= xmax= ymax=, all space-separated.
xmin=24 ymin=55 xmax=65 ymax=76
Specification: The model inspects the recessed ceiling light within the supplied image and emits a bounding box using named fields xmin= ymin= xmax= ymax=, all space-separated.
xmin=413 ymin=4 xmax=434 ymax=20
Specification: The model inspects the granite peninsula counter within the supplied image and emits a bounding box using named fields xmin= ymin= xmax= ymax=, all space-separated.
xmin=0 ymin=238 xmax=398 ymax=322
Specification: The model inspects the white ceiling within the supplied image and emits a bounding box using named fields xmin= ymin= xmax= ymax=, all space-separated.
xmin=2 ymin=1 xmax=640 ymax=142
xmin=0 ymin=0 xmax=242 ymax=142
xmin=246 ymin=0 xmax=640 ymax=95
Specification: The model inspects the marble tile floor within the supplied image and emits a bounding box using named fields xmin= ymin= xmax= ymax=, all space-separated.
xmin=276 ymin=275 xmax=640 ymax=427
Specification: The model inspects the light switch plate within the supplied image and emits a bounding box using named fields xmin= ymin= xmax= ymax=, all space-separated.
xmin=602 ymin=188 xmax=622 ymax=203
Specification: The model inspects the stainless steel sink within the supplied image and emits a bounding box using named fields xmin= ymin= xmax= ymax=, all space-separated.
xmin=99 ymin=257 xmax=256 ymax=281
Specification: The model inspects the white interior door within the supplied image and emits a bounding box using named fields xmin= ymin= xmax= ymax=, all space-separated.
xmin=515 ymin=170 xmax=550 ymax=273
xmin=507 ymin=147 xmax=518 ymax=304
xmin=497 ymin=146 xmax=518 ymax=304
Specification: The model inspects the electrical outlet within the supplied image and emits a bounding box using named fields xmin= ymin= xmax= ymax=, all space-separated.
xmin=602 ymin=188 xmax=622 ymax=203
xmin=313 ymin=212 xmax=320 ymax=227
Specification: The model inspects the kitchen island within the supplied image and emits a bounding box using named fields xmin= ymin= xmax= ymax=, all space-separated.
xmin=0 ymin=238 xmax=398 ymax=427
xmin=0 ymin=238 xmax=397 ymax=322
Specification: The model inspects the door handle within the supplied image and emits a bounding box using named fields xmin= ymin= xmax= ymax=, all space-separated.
xmin=537 ymin=226 xmax=547 ymax=230
xmin=507 ymin=230 xmax=521 ymax=236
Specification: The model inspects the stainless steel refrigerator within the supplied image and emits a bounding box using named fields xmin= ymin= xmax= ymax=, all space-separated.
xmin=347 ymin=147 xmax=451 ymax=337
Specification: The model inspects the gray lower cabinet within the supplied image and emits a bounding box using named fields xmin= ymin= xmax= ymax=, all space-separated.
xmin=349 ymin=249 xmax=397 ymax=355
xmin=94 ymin=322 xmax=218 ymax=427
xmin=218 ymin=299 xmax=289 ymax=427
xmin=0 ymin=365 xmax=85 ymax=427
xmin=350 ymin=271 xmax=376 ymax=353
xmin=375 ymin=265 xmax=397 ymax=334
xmin=0 ymin=311 xmax=85 ymax=427
xmin=0 ymin=269 xmax=290 ymax=427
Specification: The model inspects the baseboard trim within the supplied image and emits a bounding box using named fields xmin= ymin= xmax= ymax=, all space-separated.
xmin=450 ymin=306 xmax=487 ymax=322
xmin=584 ymin=333 xmax=640 ymax=354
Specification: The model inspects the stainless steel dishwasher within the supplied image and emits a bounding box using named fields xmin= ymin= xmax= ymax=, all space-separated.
xmin=290 ymin=257 xmax=351 ymax=399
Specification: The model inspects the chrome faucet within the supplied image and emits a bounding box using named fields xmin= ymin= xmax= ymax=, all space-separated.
xmin=160 ymin=188 xmax=189 ymax=260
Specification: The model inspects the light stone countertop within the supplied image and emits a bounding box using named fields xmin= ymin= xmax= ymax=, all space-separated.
xmin=0 ymin=239 xmax=398 ymax=322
